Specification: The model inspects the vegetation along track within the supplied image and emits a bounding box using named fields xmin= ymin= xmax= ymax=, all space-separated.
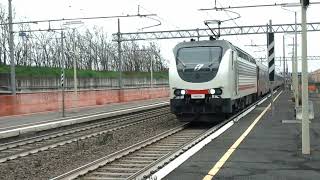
xmin=0 ymin=106 xmax=170 ymax=163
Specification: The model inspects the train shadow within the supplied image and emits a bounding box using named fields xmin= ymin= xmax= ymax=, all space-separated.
xmin=187 ymin=114 xmax=227 ymax=128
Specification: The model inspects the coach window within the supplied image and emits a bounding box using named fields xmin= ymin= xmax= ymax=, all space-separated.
xmin=236 ymin=50 xmax=243 ymax=60
xmin=245 ymin=54 xmax=249 ymax=62
xmin=231 ymin=51 xmax=234 ymax=69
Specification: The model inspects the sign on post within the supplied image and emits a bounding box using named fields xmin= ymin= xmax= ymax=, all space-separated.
xmin=267 ymin=20 xmax=275 ymax=115
xmin=19 ymin=32 xmax=27 ymax=37
xmin=268 ymin=32 xmax=275 ymax=81
xmin=301 ymin=0 xmax=309 ymax=7
xmin=61 ymin=72 xmax=64 ymax=87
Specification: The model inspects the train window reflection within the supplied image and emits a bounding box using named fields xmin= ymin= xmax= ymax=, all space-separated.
xmin=177 ymin=47 xmax=222 ymax=66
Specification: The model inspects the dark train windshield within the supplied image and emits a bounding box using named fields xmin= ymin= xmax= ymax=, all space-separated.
xmin=176 ymin=46 xmax=222 ymax=68
xmin=175 ymin=46 xmax=222 ymax=83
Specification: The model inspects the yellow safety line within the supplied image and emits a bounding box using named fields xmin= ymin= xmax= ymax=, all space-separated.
xmin=203 ymin=91 xmax=283 ymax=180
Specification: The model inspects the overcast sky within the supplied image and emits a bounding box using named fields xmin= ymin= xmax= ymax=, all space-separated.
xmin=2 ymin=0 xmax=320 ymax=72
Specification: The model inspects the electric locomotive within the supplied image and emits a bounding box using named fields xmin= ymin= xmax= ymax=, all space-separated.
xmin=169 ymin=38 xmax=282 ymax=121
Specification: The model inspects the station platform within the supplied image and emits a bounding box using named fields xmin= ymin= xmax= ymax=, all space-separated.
xmin=0 ymin=97 xmax=168 ymax=139
xmin=165 ymin=90 xmax=320 ymax=180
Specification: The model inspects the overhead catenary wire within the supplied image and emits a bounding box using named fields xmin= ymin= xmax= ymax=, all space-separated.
xmin=136 ymin=5 xmax=162 ymax=31
xmin=138 ymin=4 xmax=181 ymax=29
xmin=201 ymin=0 xmax=241 ymax=39
xmin=203 ymin=9 xmax=241 ymax=38
xmin=0 ymin=14 xmax=157 ymax=26
xmin=215 ymin=0 xmax=263 ymax=58
xmin=199 ymin=1 xmax=320 ymax=11
xmin=8 ymin=12 xmax=158 ymax=35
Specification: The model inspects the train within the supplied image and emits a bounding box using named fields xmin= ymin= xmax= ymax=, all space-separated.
xmin=169 ymin=38 xmax=283 ymax=121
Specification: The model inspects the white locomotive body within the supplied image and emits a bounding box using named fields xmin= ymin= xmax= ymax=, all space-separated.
xmin=170 ymin=39 xmax=282 ymax=121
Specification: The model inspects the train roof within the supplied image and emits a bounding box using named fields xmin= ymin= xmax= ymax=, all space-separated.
xmin=173 ymin=40 xmax=233 ymax=59
xmin=256 ymin=61 xmax=268 ymax=71
xmin=173 ymin=39 xmax=257 ymax=64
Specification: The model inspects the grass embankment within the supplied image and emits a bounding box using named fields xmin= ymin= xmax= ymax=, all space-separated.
xmin=0 ymin=65 xmax=168 ymax=79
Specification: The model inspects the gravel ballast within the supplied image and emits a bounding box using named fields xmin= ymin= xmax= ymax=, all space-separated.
xmin=0 ymin=111 xmax=183 ymax=179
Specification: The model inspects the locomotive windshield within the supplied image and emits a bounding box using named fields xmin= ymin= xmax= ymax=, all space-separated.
xmin=176 ymin=46 xmax=222 ymax=69
xmin=176 ymin=46 xmax=223 ymax=83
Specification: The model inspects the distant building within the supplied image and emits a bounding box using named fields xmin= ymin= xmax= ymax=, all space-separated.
xmin=310 ymin=69 xmax=320 ymax=83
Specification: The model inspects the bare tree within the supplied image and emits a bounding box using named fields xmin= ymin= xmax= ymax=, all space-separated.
xmin=0 ymin=5 xmax=8 ymax=65
xmin=0 ymin=6 xmax=167 ymax=74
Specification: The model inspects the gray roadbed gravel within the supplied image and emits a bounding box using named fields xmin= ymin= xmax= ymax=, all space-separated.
xmin=0 ymin=112 xmax=183 ymax=179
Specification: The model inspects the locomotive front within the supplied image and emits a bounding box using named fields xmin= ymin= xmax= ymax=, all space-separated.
xmin=169 ymin=40 xmax=235 ymax=121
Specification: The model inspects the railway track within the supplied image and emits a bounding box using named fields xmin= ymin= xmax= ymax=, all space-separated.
xmin=51 ymin=122 xmax=225 ymax=180
xmin=51 ymin=91 xmax=274 ymax=180
xmin=51 ymin=123 xmax=202 ymax=180
xmin=0 ymin=106 xmax=170 ymax=163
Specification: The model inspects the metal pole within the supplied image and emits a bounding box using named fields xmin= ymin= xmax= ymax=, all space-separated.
xmin=20 ymin=33 xmax=26 ymax=65
xmin=269 ymin=20 xmax=274 ymax=114
xmin=117 ymin=18 xmax=122 ymax=89
xmin=291 ymin=37 xmax=294 ymax=91
xmin=301 ymin=4 xmax=310 ymax=155
xmin=294 ymin=12 xmax=299 ymax=109
xmin=61 ymin=31 xmax=65 ymax=117
xmin=24 ymin=36 xmax=27 ymax=64
xmin=196 ymin=28 xmax=200 ymax=41
xmin=150 ymin=55 xmax=153 ymax=88
xmin=8 ymin=0 xmax=16 ymax=95
xmin=283 ymin=35 xmax=286 ymax=89
xmin=73 ymin=29 xmax=78 ymax=112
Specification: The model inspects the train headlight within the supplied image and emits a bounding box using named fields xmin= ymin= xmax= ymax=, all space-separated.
xmin=209 ymin=88 xmax=223 ymax=95
xmin=209 ymin=89 xmax=216 ymax=95
xmin=174 ymin=89 xmax=186 ymax=96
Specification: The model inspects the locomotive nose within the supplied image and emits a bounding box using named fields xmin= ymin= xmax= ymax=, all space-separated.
xmin=195 ymin=73 xmax=200 ymax=79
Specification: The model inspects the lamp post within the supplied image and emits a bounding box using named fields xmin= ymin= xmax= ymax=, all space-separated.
xmin=281 ymin=5 xmax=299 ymax=110
xmin=150 ymin=55 xmax=153 ymax=88
xmin=117 ymin=18 xmax=122 ymax=89
xmin=281 ymin=1 xmax=310 ymax=154
xmin=67 ymin=49 xmax=78 ymax=112
xmin=288 ymin=40 xmax=295 ymax=91
xmin=133 ymin=49 xmax=156 ymax=88
xmin=60 ymin=30 xmax=65 ymax=117
xmin=19 ymin=31 xmax=28 ymax=65
xmin=301 ymin=0 xmax=310 ymax=155
xmin=288 ymin=39 xmax=299 ymax=94
xmin=71 ymin=30 xmax=79 ymax=113
xmin=283 ymin=35 xmax=286 ymax=89
xmin=8 ymin=0 xmax=16 ymax=95
xmin=73 ymin=44 xmax=78 ymax=112
xmin=62 ymin=21 xmax=84 ymax=112
xmin=294 ymin=11 xmax=298 ymax=110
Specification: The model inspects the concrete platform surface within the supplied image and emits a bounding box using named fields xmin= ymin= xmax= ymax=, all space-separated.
xmin=165 ymin=91 xmax=320 ymax=180
xmin=0 ymin=97 xmax=168 ymax=133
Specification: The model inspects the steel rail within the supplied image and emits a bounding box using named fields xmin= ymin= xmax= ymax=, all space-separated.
xmin=130 ymin=91 xmax=273 ymax=179
xmin=0 ymin=107 xmax=168 ymax=150
xmin=0 ymin=107 xmax=170 ymax=163
xmin=50 ymin=124 xmax=190 ymax=180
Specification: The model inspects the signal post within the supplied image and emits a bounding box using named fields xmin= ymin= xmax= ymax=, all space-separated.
xmin=267 ymin=20 xmax=275 ymax=114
